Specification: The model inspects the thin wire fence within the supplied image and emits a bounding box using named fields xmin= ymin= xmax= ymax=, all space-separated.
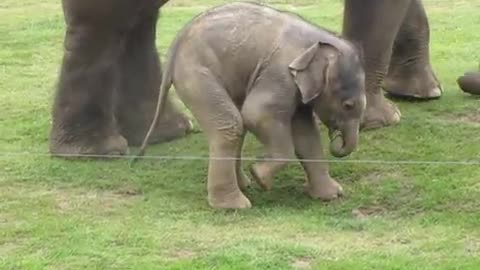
xmin=1 ymin=108 xmax=480 ymax=167
xmin=0 ymin=151 xmax=480 ymax=166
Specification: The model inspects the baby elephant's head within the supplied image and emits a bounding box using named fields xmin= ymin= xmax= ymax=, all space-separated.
xmin=289 ymin=41 xmax=366 ymax=158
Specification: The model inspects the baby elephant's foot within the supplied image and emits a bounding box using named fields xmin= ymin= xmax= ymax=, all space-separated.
xmin=250 ymin=163 xmax=274 ymax=191
xmin=304 ymin=177 xmax=344 ymax=201
xmin=208 ymin=190 xmax=252 ymax=209
xmin=237 ymin=170 xmax=252 ymax=191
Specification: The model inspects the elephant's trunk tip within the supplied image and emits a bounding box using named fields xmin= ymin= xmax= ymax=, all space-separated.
xmin=328 ymin=126 xmax=358 ymax=158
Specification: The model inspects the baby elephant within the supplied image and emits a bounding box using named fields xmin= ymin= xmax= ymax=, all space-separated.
xmin=136 ymin=2 xmax=366 ymax=209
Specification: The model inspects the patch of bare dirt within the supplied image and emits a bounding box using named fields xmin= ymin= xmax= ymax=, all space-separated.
xmin=459 ymin=113 xmax=480 ymax=124
xmin=444 ymin=111 xmax=480 ymax=125
xmin=291 ymin=257 xmax=313 ymax=269
xmin=352 ymin=206 xmax=387 ymax=219
xmin=113 ymin=185 xmax=143 ymax=197
xmin=174 ymin=249 xmax=196 ymax=259
xmin=0 ymin=212 xmax=25 ymax=231
xmin=0 ymin=240 xmax=24 ymax=257
xmin=358 ymin=171 xmax=405 ymax=185
xmin=354 ymin=171 xmax=419 ymax=217
xmin=465 ymin=238 xmax=480 ymax=256
xmin=167 ymin=249 xmax=197 ymax=261
xmin=0 ymin=213 xmax=12 ymax=227
xmin=1 ymin=183 xmax=143 ymax=215
xmin=54 ymin=186 xmax=143 ymax=214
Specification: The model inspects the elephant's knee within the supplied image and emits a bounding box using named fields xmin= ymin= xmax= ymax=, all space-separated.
xmin=209 ymin=117 xmax=244 ymax=150
xmin=240 ymin=102 xmax=265 ymax=131
xmin=219 ymin=121 xmax=244 ymax=142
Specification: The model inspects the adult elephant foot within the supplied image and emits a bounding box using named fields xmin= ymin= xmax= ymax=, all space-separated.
xmin=361 ymin=93 xmax=401 ymax=130
xmin=116 ymin=96 xmax=193 ymax=146
xmin=50 ymin=129 xmax=128 ymax=159
xmin=457 ymin=71 xmax=480 ymax=95
xmin=384 ymin=62 xmax=442 ymax=99
xmin=49 ymin=1 xmax=191 ymax=160
xmin=113 ymin=12 xmax=193 ymax=147
xmin=48 ymin=16 xmax=130 ymax=159
xmin=114 ymin=8 xmax=193 ymax=146
xmin=49 ymin=92 xmax=129 ymax=158
xmin=383 ymin=0 xmax=442 ymax=100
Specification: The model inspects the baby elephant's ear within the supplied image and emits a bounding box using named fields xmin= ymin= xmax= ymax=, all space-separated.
xmin=289 ymin=42 xmax=336 ymax=104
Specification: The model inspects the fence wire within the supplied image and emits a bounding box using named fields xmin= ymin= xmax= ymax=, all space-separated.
xmin=1 ymin=109 xmax=480 ymax=167
xmin=0 ymin=151 xmax=480 ymax=166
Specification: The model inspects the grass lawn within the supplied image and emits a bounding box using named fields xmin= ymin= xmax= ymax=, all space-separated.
xmin=1 ymin=0 xmax=480 ymax=269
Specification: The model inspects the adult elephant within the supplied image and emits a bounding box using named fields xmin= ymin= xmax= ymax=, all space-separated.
xmin=49 ymin=0 xmax=441 ymax=157
xmin=49 ymin=0 xmax=193 ymax=156
xmin=343 ymin=0 xmax=441 ymax=129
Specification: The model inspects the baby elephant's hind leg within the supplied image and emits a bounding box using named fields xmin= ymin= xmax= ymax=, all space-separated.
xmin=235 ymin=132 xmax=252 ymax=191
xmin=176 ymin=77 xmax=251 ymax=209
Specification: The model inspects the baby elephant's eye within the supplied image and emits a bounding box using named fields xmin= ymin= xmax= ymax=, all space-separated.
xmin=343 ymin=100 xmax=355 ymax=111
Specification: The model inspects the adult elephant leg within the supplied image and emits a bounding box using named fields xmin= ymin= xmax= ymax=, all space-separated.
xmin=385 ymin=0 xmax=442 ymax=99
xmin=343 ymin=0 xmax=409 ymax=130
xmin=49 ymin=14 xmax=128 ymax=157
xmin=115 ymin=9 xmax=192 ymax=146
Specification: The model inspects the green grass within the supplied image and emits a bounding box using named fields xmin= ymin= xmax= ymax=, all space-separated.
xmin=1 ymin=0 xmax=480 ymax=269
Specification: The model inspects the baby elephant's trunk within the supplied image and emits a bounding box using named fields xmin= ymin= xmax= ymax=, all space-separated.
xmin=329 ymin=120 xmax=359 ymax=158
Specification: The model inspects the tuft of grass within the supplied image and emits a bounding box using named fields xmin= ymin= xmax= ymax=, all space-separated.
xmin=1 ymin=0 xmax=480 ymax=269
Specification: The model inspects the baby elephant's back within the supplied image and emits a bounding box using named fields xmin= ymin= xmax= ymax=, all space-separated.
xmin=171 ymin=2 xmax=294 ymax=99
xmin=177 ymin=3 xmax=288 ymax=65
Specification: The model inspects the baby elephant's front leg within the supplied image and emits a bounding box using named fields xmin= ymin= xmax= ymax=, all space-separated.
xmin=249 ymin=120 xmax=296 ymax=190
xmin=243 ymin=112 xmax=296 ymax=191
xmin=292 ymin=108 xmax=343 ymax=201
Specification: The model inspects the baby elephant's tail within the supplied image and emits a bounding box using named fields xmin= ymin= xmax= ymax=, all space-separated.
xmin=130 ymin=12 xmax=198 ymax=165
xmin=130 ymin=49 xmax=176 ymax=165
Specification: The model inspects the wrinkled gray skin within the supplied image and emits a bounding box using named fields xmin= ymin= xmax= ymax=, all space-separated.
xmin=136 ymin=2 xmax=367 ymax=209
xmin=344 ymin=0 xmax=441 ymax=130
